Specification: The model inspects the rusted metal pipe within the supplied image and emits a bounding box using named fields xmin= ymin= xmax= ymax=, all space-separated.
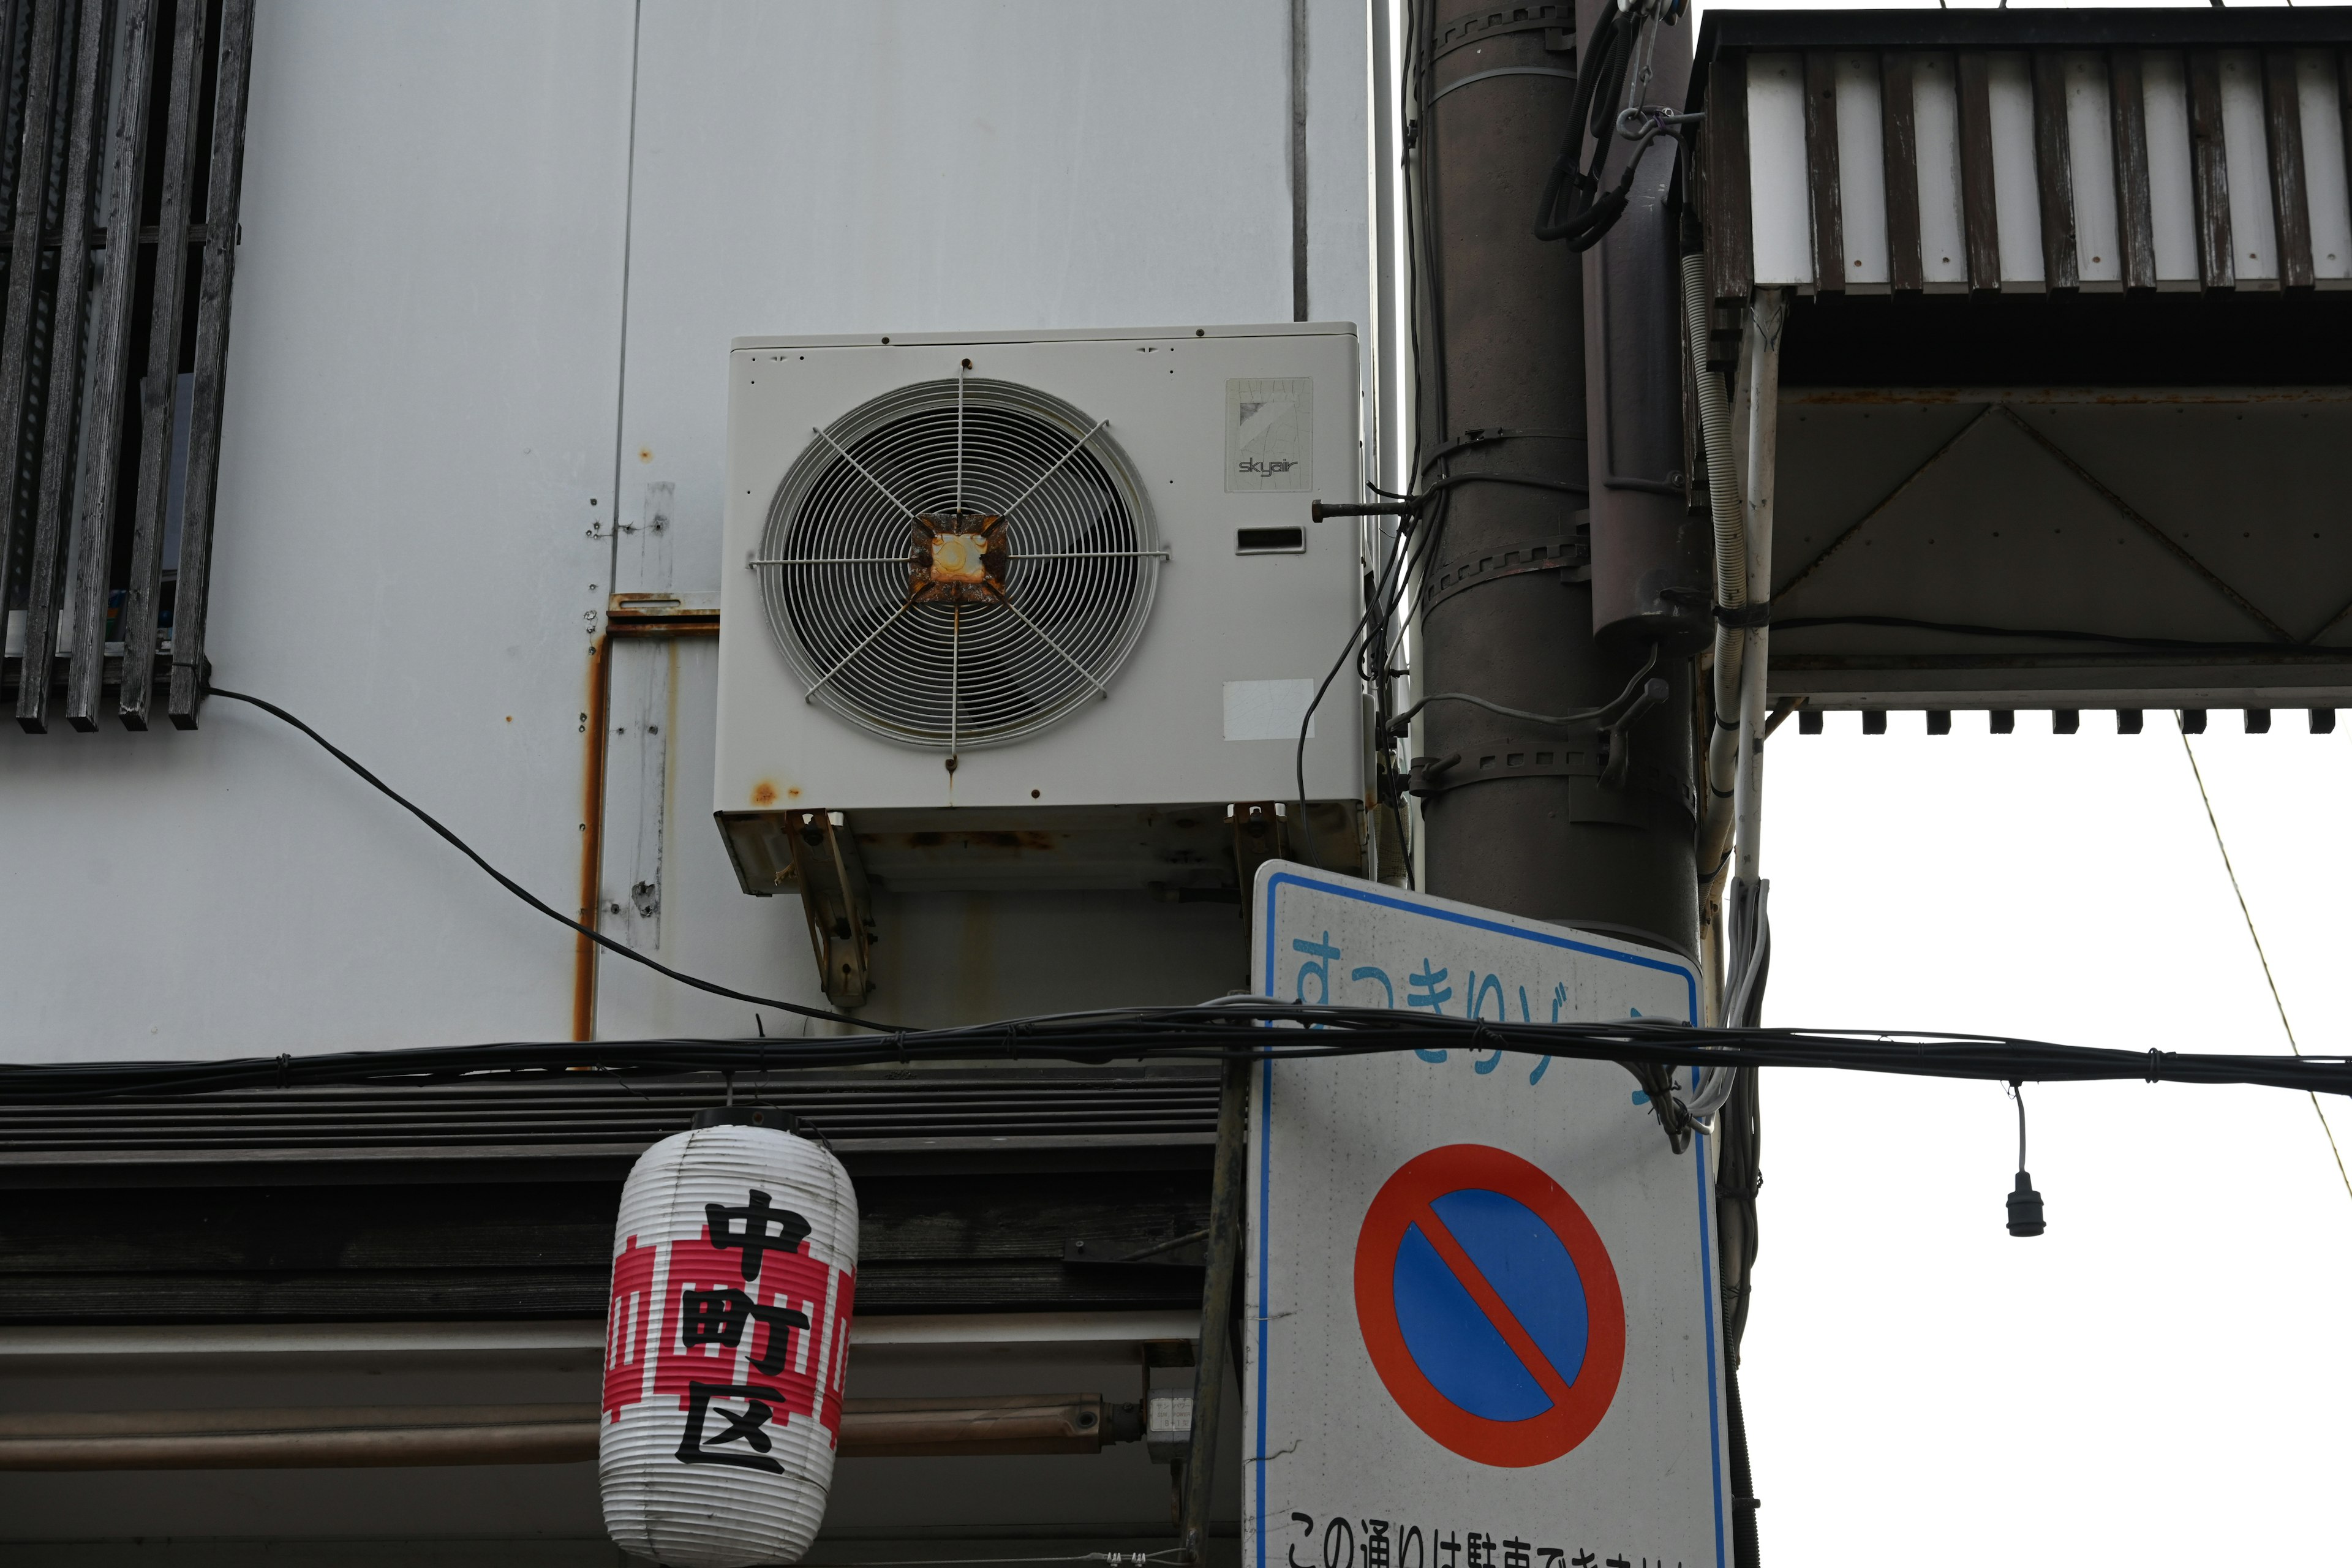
xmin=0 ymin=1405 xmax=592 ymax=1471
xmin=574 ymin=628 xmax=614 ymax=1042
xmin=0 ymin=1393 xmax=1136 ymax=1471
xmin=573 ymin=606 xmax=724 ymax=1041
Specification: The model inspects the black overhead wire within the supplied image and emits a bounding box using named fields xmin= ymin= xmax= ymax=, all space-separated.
xmin=2176 ymin=714 xmax=2352 ymax=1204
xmin=1758 ymin=611 xmax=2324 ymax=655
xmin=203 ymin=687 xmax=872 ymax=1031
xmin=7 ymin=1005 xmax=2349 ymax=1104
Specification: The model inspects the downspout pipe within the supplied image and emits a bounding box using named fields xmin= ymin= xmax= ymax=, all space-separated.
xmin=1730 ymin=289 xmax=1785 ymax=900
xmin=1684 ymin=253 xmax=1745 ymax=910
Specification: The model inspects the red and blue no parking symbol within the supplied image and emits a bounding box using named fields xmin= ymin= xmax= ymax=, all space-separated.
xmin=1353 ymin=1144 xmax=1626 ymax=1469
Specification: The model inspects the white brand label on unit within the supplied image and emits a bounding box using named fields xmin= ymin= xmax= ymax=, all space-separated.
xmin=1226 ymin=377 xmax=1314 ymax=492
xmin=1246 ymin=862 xmax=1730 ymax=1568
xmin=1224 ymin=679 xmax=1318 ymax=741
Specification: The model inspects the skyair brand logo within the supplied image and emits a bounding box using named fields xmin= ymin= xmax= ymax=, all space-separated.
xmin=1226 ymin=377 xmax=1314 ymax=493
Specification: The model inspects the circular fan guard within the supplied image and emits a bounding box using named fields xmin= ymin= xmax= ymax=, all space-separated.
xmin=759 ymin=379 xmax=1161 ymax=750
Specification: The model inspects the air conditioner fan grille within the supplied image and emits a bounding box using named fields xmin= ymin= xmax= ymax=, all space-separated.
xmin=758 ymin=379 xmax=1159 ymax=750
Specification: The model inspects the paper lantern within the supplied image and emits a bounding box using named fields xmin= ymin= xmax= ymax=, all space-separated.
xmin=601 ymin=1108 xmax=859 ymax=1567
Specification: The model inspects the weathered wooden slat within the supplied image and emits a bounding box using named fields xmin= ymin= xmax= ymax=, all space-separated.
xmin=2032 ymin=48 xmax=2079 ymax=290
xmin=2186 ymin=47 xmax=2234 ymax=290
xmin=1957 ymin=50 xmax=2002 ymax=290
xmin=2261 ymin=48 xmax=2312 ymax=290
xmin=168 ymin=0 xmax=255 ymax=728
xmin=118 ymin=0 xmax=207 ymax=728
xmin=0 ymin=2 xmax=21 ymax=216
xmin=1706 ymin=47 xmax=1754 ymax=303
xmin=64 ymin=0 xmax=159 ymax=731
xmin=17 ymin=0 xmax=117 ymax=733
xmin=2108 ymin=48 xmax=2158 ymax=291
xmin=1881 ymin=51 xmax=1924 ymax=292
xmin=0 ymin=0 xmax=62 ymax=668
xmin=2342 ymin=48 xmax=2352 ymax=257
xmin=1803 ymin=49 xmax=1844 ymax=293
xmin=0 ymin=221 xmax=214 ymax=252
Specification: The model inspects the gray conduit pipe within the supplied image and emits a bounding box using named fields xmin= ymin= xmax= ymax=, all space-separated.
xmin=0 ymin=1395 xmax=1139 ymax=1471
xmin=1683 ymin=252 xmax=1746 ymax=903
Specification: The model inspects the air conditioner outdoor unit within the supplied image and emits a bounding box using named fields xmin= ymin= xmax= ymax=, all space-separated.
xmin=712 ymin=324 xmax=1368 ymax=989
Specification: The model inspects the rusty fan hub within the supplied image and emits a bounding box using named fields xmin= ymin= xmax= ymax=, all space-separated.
xmin=908 ymin=512 xmax=1009 ymax=605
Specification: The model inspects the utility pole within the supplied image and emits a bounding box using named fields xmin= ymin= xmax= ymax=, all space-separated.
xmin=1410 ymin=2 xmax=1700 ymax=952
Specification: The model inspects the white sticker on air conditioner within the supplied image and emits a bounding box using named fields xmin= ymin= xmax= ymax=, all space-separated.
xmin=1225 ymin=377 xmax=1313 ymax=492
xmin=1224 ymin=679 xmax=1318 ymax=741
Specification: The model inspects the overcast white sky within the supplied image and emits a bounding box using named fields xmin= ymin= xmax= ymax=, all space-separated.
xmin=1745 ymin=718 xmax=2352 ymax=1564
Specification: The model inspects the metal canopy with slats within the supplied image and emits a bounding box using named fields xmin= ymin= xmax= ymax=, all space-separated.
xmin=1693 ymin=9 xmax=2352 ymax=300
xmin=0 ymin=0 xmax=255 ymax=733
xmin=1689 ymin=10 xmax=2352 ymax=714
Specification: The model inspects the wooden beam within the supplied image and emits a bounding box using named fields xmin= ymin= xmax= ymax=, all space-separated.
xmin=2032 ymin=48 xmax=2079 ymax=291
xmin=1882 ymin=51 xmax=1924 ymax=292
xmin=17 ymin=0 xmax=118 ymax=733
xmin=1707 ymin=48 xmax=1754 ymax=303
xmin=1803 ymin=50 xmax=1844 ymax=292
xmin=168 ymin=0 xmax=257 ymax=728
xmin=2261 ymin=47 xmax=2312 ymax=291
xmin=2186 ymin=47 xmax=2234 ymax=290
xmin=64 ymin=0 xmax=160 ymax=731
xmin=1956 ymin=51 xmax=2002 ymax=292
xmin=2108 ymin=48 xmax=2158 ymax=292
xmin=119 ymin=0 xmax=211 ymax=729
xmin=0 ymin=0 xmax=62 ymax=645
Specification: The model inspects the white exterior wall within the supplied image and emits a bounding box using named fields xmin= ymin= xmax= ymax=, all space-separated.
xmin=0 ymin=0 xmax=1374 ymax=1058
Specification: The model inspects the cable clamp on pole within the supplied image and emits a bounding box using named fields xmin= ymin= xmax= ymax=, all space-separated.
xmin=1713 ymin=601 xmax=1773 ymax=630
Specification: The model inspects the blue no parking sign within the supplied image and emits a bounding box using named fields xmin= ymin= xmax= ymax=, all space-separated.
xmin=1246 ymin=863 xmax=1728 ymax=1568
xmin=1353 ymin=1144 xmax=1625 ymax=1468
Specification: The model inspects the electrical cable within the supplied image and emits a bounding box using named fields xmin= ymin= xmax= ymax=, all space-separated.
xmin=1387 ymin=645 xmax=1662 ymax=738
xmin=1755 ymin=612 xmax=2312 ymax=655
xmin=8 ymin=1005 xmax=2351 ymax=1104
xmin=203 ymin=687 xmax=873 ymax=1032
xmin=2176 ymin=714 xmax=2352 ymax=1205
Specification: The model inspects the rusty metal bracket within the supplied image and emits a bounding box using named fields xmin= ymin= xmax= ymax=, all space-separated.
xmin=1227 ymin=802 xmax=1289 ymax=944
xmin=1227 ymin=801 xmax=1288 ymax=881
xmin=783 ymin=809 xmax=875 ymax=1009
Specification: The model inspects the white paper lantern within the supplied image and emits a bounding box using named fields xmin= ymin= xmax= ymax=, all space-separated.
xmin=601 ymin=1109 xmax=860 ymax=1567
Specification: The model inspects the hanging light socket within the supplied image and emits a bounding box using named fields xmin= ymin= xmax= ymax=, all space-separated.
xmin=2006 ymin=1169 xmax=2046 ymax=1238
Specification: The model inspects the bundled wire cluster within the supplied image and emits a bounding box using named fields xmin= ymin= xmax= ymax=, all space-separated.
xmin=1532 ymin=0 xmax=1691 ymax=251
xmin=7 ymin=1000 xmax=2346 ymax=1107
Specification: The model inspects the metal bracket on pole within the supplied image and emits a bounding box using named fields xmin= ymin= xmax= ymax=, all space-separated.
xmin=1180 ymin=1052 xmax=1251 ymax=1564
xmin=1228 ymin=801 xmax=1289 ymax=943
xmin=782 ymin=809 xmax=875 ymax=1008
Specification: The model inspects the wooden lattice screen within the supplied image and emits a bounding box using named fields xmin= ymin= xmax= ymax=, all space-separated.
xmin=0 ymin=0 xmax=252 ymax=732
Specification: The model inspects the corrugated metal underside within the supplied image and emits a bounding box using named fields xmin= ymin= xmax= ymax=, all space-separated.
xmin=1766 ymin=386 xmax=2352 ymax=709
xmin=0 ymin=1069 xmax=1218 ymax=1324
